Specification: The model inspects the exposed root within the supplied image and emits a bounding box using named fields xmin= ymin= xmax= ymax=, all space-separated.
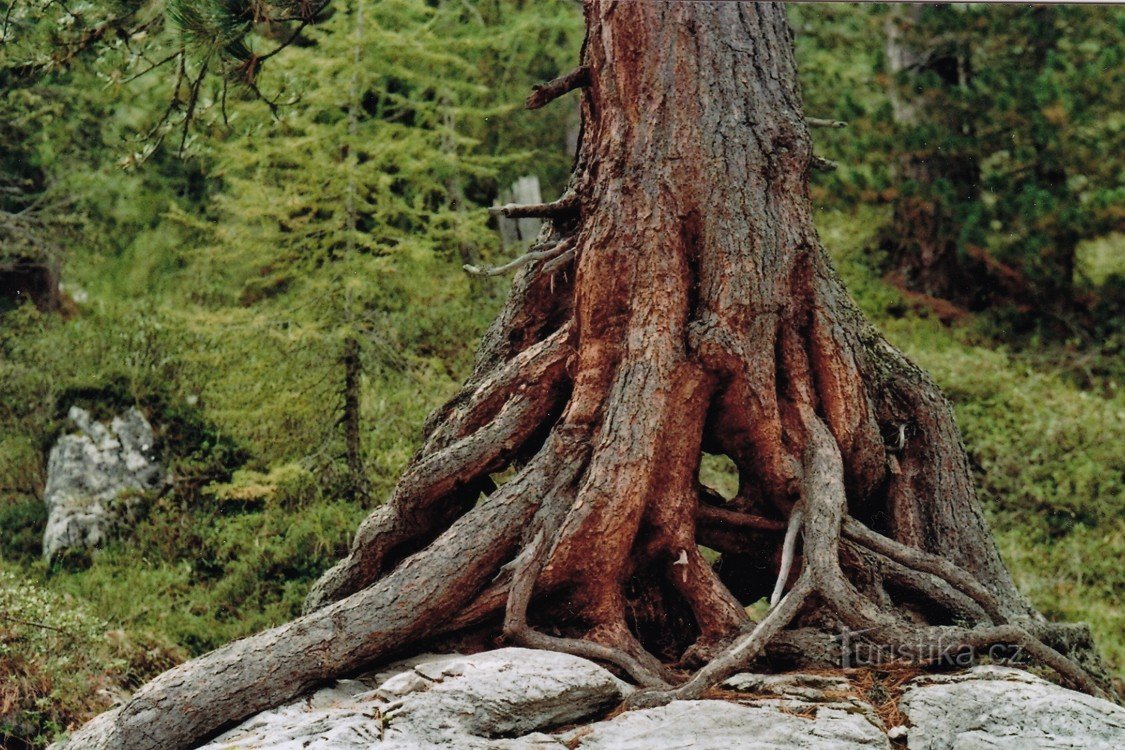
xmin=841 ymin=517 xmax=1007 ymax=624
xmin=60 ymin=6 xmax=1119 ymax=749
xmin=503 ymin=527 xmax=671 ymax=688
xmin=769 ymin=504 xmax=803 ymax=607
xmin=696 ymin=500 xmax=786 ymax=533
xmin=850 ymin=540 xmax=988 ymax=625
xmin=305 ymin=327 xmax=573 ymax=612
xmin=629 ymin=575 xmax=816 ymax=708
xmin=663 ymin=415 xmax=1112 ymax=703
xmin=874 ymin=623 xmax=1112 ymax=702
xmin=63 ymin=451 xmax=559 ymax=750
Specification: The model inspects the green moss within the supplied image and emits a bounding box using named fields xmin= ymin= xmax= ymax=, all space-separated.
xmin=205 ymin=462 xmax=320 ymax=510
xmin=0 ymin=568 xmax=182 ymax=748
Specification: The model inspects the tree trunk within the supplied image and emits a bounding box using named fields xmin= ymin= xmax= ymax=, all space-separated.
xmin=340 ymin=335 xmax=368 ymax=500
xmin=880 ymin=4 xmax=980 ymax=304
xmin=60 ymin=3 xmax=1113 ymax=748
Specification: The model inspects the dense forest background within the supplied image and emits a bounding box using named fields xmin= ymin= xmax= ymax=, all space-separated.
xmin=0 ymin=2 xmax=1121 ymax=747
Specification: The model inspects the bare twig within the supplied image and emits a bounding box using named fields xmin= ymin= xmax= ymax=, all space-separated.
xmin=807 ymin=117 xmax=847 ymax=129
xmin=256 ymin=1 xmax=331 ymax=66
xmin=178 ymin=54 xmax=210 ymax=156
xmin=0 ymin=613 xmax=71 ymax=635
xmin=119 ymin=48 xmax=183 ymax=85
xmin=463 ymin=239 xmax=573 ymax=278
xmin=540 ymin=247 xmax=575 ymax=277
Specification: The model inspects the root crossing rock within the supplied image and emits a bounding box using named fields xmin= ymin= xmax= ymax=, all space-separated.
xmin=189 ymin=650 xmax=1125 ymax=750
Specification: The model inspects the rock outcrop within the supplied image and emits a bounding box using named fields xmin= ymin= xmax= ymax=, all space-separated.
xmin=191 ymin=649 xmax=1125 ymax=750
xmin=899 ymin=665 xmax=1125 ymax=749
xmin=42 ymin=406 xmax=165 ymax=561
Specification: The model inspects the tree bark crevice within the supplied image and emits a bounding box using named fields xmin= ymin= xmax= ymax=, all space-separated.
xmin=61 ymin=3 xmax=1116 ymax=748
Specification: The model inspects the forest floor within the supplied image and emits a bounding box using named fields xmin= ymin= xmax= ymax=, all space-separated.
xmin=1 ymin=205 xmax=1121 ymax=748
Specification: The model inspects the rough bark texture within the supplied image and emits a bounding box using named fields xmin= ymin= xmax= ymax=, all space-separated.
xmin=60 ymin=3 xmax=1113 ymax=749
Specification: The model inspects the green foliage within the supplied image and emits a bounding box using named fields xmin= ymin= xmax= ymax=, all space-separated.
xmin=0 ymin=5 xmax=1121 ymax=747
xmin=205 ymin=462 xmax=320 ymax=509
xmin=793 ymin=3 xmax=1124 ymax=331
xmin=0 ymin=496 xmax=46 ymax=564
xmin=0 ymin=567 xmax=182 ymax=749
xmin=790 ymin=4 xmax=891 ymax=204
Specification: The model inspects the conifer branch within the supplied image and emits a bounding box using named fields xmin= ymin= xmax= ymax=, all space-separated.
xmin=256 ymin=1 xmax=332 ymax=67
xmin=178 ymin=53 xmax=210 ymax=156
xmin=120 ymin=48 xmax=184 ymax=85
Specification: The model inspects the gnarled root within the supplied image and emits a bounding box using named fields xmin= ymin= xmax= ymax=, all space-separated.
xmin=631 ymin=415 xmax=1114 ymax=706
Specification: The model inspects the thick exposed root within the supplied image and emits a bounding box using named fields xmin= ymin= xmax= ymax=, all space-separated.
xmin=62 ymin=449 xmax=576 ymax=750
xmin=641 ymin=415 xmax=1113 ymax=705
xmin=305 ymin=325 xmax=573 ymax=612
xmin=841 ymin=516 xmax=1007 ymax=624
xmin=879 ymin=623 xmax=1111 ymax=701
xmin=628 ymin=575 xmax=816 ymax=708
xmin=848 ymin=540 xmax=989 ymax=624
xmin=503 ymin=524 xmax=671 ymax=688
xmin=60 ymin=6 xmax=1119 ymax=750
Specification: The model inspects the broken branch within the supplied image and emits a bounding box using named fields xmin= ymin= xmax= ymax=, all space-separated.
xmin=807 ymin=117 xmax=847 ymax=129
xmin=463 ymin=239 xmax=574 ymax=277
xmin=489 ymin=194 xmax=579 ymax=220
xmin=526 ymin=66 xmax=590 ymax=110
xmin=811 ymin=156 xmax=839 ymax=172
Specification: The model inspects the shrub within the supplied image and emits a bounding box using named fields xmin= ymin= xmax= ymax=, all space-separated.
xmin=0 ymin=569 xmax=182 ymax=749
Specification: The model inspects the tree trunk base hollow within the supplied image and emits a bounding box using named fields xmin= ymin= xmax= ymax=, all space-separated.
xmin=59 ymin=3 xmax=1116 ymax=749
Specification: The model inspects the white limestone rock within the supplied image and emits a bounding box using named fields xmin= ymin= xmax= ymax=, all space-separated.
xmin=563 ymin=699 xmax=890 ymax=750
xmin=899 ymin=665 xmax=1125 ymax=750
xmin=199 ymin=648 xmax=629 ymax=750
xmin=192 ymin=653 xmax=1125 ymax=750
xmin=42 ymin=406 xmax=165 ymax=561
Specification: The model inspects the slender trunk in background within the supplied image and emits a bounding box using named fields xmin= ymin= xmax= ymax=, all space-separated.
xmin=61 ymin=4 xmax=1113 ymax=748
xmin=341 ymin=335 xmax=367 ymax=500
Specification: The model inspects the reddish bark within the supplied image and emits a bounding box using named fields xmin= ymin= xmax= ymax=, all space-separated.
xmin=61 ymin=4 xmax=1113 ymax=749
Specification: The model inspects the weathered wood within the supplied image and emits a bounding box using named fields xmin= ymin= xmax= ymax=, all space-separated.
xmin=525 ymin=66 xmax=589 ymax=110
xmin=62 ymin=3 xmax=1113 ymax=748
xmin=495 ymin=175 xmax=546 ymax=249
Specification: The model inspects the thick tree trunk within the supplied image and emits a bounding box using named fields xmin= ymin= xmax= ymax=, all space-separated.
xmin=60 ymin=3 xmax=1112 ymax=748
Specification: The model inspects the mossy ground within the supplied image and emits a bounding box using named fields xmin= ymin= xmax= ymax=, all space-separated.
xmin=3 ymin=205 xmax=1120 ymax=748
